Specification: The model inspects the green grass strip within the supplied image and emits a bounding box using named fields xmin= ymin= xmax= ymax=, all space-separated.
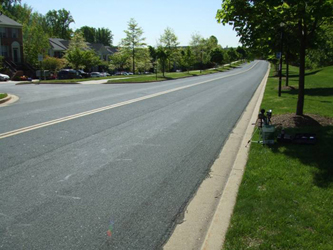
xmin=223 ymin=65 xmax=333 ymax=249
xmin=106 ymin=66 xmax=239 ymax=84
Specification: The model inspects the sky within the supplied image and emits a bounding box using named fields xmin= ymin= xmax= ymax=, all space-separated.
xmin=22 ymin=0 xmax=241 ymax=47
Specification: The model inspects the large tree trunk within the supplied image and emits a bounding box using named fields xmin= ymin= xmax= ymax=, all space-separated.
xmin=296 ymin=19 xmax=306 ymax=116
xmin=162 ymin=60 xmax=165 ymax=77
xmin=286 ymin=51 xmax=289 ymax=87
xmin=286 ymin=53 xmax=289 ymax=86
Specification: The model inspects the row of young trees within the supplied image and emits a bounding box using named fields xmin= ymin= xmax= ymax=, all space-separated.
xmin=109 ymin=18 xmax=246 ymax=75
xmin=216 ymin=0 xmax=333 ymax=115
xmin=1 ymin=1 xmax=246 ymax=75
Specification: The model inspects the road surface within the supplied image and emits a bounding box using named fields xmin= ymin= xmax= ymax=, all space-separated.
xmin=0 ymin=61 xmax=268 ymax=249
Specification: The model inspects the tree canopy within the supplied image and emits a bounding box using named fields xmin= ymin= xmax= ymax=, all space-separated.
xmin=64 ymin=32 xmax=100 ymax=70
xmin=217 ymin=0 xmax=333 ymax=115
xmin=45 ymin=8 xmax=74 ymax=39
xmin=78 ymin=26 xmax=113 ymax=46
xmin=159 ymin=27 xmax=179 ymax=71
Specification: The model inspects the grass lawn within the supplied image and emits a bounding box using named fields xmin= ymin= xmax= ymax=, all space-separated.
xmin=0 ymin=93 xmax=8 ymax=99
xmin=15 ymin=62 xmax=245 ymax=85
xmin=223 ymin=65 xmax=333 ymax=249
xmin=106 ymin=61 xmax=244 ymax=84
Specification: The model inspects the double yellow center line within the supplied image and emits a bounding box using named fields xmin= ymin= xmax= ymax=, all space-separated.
xmin=0 ymin=62 xmax=259 ymax=140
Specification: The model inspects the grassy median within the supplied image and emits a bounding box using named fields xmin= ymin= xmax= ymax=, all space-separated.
xmin=106 ymin=62 xmax=244 ymax=84
xmin=223 ymin=65 xmax=333 ymax=249
xmin=0 ymin=93 xmax=8 ymax=99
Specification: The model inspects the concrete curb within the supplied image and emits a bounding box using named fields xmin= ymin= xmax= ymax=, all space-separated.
xmin=163 ymin=63 xmax=270 ymax=250
xmin=0 ymin=94 xmax=19 ymax=107
xmin=0 ymin=95 xmax=11 ymax=104
xmin=201 ymin=64 xmax=270 ymax=250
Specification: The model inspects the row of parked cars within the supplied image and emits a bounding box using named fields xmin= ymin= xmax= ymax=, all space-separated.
xmin=0 ymin=69 xmax=141 ymax=81
xmin=57 ymin=69 xmax=111 ymax=80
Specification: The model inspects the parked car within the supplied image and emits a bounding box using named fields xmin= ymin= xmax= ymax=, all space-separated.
xmin=99 ymin=72 xmax=110 ymax=77
xmin=57 ymin=69 xmax=82 ymax=80
xmin=78 ymin=70 xmax=90 ymax=78
xmin=0 ymin=73 xmax=10 ymax=81
xmin=90 ymin=72 xmax=102 ymax=78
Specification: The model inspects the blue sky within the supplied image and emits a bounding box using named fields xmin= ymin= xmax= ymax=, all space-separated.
xmin=23 ymin=0 xmax=240 ymax=47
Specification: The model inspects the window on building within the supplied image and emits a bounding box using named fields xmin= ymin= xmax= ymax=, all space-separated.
xmin=1 ymin=45 xmax=9 ymax=57
xmin=12 ymin=28 xmax=18 ymax=38
xmin=0 ymin=27 xmax=7 ymax=38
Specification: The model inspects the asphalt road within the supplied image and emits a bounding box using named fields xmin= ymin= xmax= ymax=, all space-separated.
xmin=0 ymin=61 xmax=268 ymax=250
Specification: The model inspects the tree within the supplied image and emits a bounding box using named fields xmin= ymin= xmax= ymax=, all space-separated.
xmin=64 ymin=32 xmax=88 ymax=70
xmin=135 ymin=48 xmax=152 ymax=73
xmin=95 ymin=28 xmax=113 ymax=46
xmin=42 ymin=56 xmax=66 ymax=74
xmin=45 ymin=8 xmax=74 ymax=39
xmin=217 ymin=0 xmax=333 ymax=115
xmin=189 ymin=33 xmax=214 ymax=69
xmin=210 ymin=48 xmax=224 ymax=66
xmin=156 ymin=46 xmax=168 ymax=77
xmin=148 ymin=45 xmax=157 ymax=62
xmin=0 ymin=0 xmax=20 ymax=12
xmin=236 ymin=46 xmax=247 ymax=60
xmin=82 ymin=50 xmax=101 ymax=71
xmin=121 ymin=18 xmax=146 ymax=73
xmin=79 ymin=26 xmax=96 ymax=43
xmin=23 ymin=12 xmax=50 ymax=67
xmin=159 ymin=27 xmax=179 ymax=71
xmin=109 ymin=50 xmax=131 ymax=72
xmin=78 ymin=26 xmax=113 ymax=46
xmin=180 ymin=46 xmax=194 ymax=73
xmin=226 ymin=47 xmax=239 ymax=63
xmin=189 ymin=33 xmax=205 ymax=65
xmin=206 ymin=36 xmax=219 ymax=51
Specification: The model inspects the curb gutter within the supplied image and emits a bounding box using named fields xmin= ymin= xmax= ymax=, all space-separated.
xmin=201 ymin=64 xmax=270 ymax=250
xmin=0 ymin=95 xmax=11 ymax=104
xmin=0 ymin=94 xmax=19 ymax=107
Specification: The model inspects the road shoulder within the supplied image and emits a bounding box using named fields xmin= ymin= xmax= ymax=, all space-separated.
xmin=163 ymin=63 xmax=270 ymax=250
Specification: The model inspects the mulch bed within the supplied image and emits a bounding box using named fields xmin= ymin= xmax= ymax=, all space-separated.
xmin=271 ymin=113 xmax=333 ymax=128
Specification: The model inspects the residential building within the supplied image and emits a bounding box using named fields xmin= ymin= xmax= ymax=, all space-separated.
xmin=0 ymin=13 xmax=24 ymax=65
xmin=48 ymin=38 xmax=115 ymax=63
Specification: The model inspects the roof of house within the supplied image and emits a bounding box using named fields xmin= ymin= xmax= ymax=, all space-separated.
xmin=105 ymin=46 xmax=118 ymax=54
xmin=49 ymin=38 xmax=115 ymax=55
xmin=0 ymin=14 xmax=22 ymax=28
xmin=49 ymin=38 xmax=69 ymax=51
xmin=89 ymin=43 xmax=111 ymax=55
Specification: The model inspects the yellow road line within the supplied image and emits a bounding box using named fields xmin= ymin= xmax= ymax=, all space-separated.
xmin=0 ymin=62 xmax=259 ymax=140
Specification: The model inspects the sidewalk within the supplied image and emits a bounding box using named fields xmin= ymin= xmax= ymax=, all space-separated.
xmin=78 ymin=77 xmax=133 ymax=84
